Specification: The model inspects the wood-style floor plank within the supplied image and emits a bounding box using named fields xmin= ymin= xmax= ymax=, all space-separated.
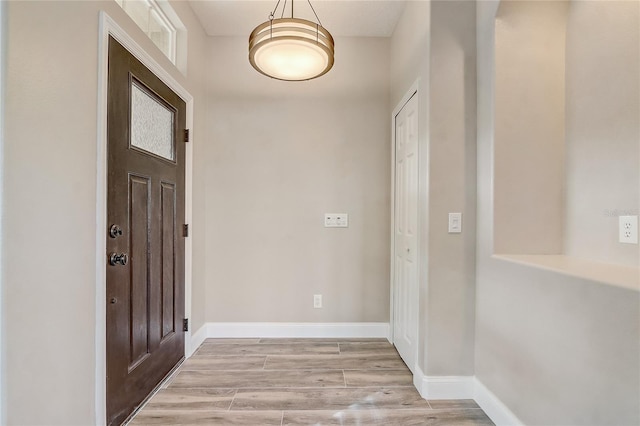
xmin=195 ymin=342 xmax=339 ymax=356
xmin=258 ymin=338 xmax=389 ymax=344
xmin=130 ymin=338 xmax=495 ymax=425
xmin=129 ymin=410 xmax=283 ymax=425
xmin=142 ymin=389 xmax=235 ymax=410
xmin=203 ymin=338 xmax=261 ymax=344
xmin=181 ymin=355 xmax=267 ymax=370
xmin=343 ymin=369 xmax=414 ymax=387
xmin=264 ymin=353 xmax=407 ymax=370
xmin=169 ymin=369 xmax=345 ymax=389
xmin=282 ymin=408 xmax=494 ymax=425
xmin=230 ymin=387 xmax=431 ymax=411
xmin=338 ymin=342 xmax=399 ymax=354
xmin=428 ymin=399 xmax=481 ymax=409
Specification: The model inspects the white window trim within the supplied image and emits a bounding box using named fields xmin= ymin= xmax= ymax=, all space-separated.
xmin=114 ymin=0 xmax=185 ymax=72
xmin=148 ymin=0 xmax=177 ymax=63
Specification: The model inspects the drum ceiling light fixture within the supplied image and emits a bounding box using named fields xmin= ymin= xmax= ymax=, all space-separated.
xmin=248 ymin=0 xmax=335 ymax=81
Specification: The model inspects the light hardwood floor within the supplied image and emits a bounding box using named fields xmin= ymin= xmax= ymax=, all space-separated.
xmin=129 ymin=338 xmax=494 ymax=425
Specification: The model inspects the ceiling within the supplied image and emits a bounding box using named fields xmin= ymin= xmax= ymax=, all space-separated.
xmin=188 ymin=0 xmax=407 ymax=37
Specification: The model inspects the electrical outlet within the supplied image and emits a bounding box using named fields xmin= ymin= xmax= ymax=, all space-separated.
xmin=619 ymin=215 xmax=638 ymax=244
xmin=324 ymin=214 xmax=348 ymax=228
xmin=313 ymin=294 xmax=322 ymax=308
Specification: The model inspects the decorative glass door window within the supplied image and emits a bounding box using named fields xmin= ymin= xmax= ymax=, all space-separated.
xmin=130 ymin=80 xmax=175 ymax=161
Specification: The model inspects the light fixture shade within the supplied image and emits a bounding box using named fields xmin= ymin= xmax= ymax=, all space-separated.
xmin=249 ymin=18 xmax=335 ymax=81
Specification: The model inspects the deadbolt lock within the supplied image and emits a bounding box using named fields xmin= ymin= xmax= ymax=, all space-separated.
xmin=109 ymin=224 xmax=123 ymax=238
xmin=109 ymin=252 xmax=128 ymax=266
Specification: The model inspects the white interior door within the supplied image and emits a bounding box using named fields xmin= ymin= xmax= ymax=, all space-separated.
xmin=393 ymin=92 xmax=419 ymax=372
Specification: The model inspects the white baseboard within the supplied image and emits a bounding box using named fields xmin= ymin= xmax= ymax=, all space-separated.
xmin=424 ymin=375 xmax=475 ymax=399
xmin=473 ymin=378 xmax=523 ymax=426
xmin=413 ymin=366 xmax=475 ymax=399
xmin=188 ymin=323 xmax=208 ymax=357
xmin=412 ymin=368 xmax=523 ymax=426
xmin=204 ymin=322 xmax=390 ymax=339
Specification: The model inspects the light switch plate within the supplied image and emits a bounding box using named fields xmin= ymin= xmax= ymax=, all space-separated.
xmin=325 ymin=213 xmax=348 ymax=228
xmin=448 ymin=213 xmax=462 ymax=233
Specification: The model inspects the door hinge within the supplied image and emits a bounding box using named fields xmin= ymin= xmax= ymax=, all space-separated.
xmin=183 ymin=224 xmax=189 ymax=237
xmin=184 ymin=129 xmax=190 ymax=143
xmin=183 ymin=318 xmax=189 ymax=332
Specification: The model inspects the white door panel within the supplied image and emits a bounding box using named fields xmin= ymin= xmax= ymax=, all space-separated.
xmin=393 ymin=93 xmax=419 ymax=372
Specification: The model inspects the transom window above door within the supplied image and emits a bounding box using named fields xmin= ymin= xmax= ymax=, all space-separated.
xmin=115 ymin=0 xmax=184 ymax=68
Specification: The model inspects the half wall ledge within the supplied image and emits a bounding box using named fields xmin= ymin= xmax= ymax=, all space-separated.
xmin=493 ymin=254 xmax=639 ymax=292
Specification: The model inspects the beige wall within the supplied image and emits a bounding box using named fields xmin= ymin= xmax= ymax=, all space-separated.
xmin=494 ymin=0 xmax=568 ymax=254
xmin=493 ymin=0 xmax=639 ymax=264
xmin=390 ymin=0 xmax=476 ymax=376
xmin=564 ymin=0 xmax=639 ymax=267
xmin=390 ymin=1 xmax=430 ymax=109
xmin=426 ymin=0 xmax=476 ymax=376
xmin=476 ymin=1 xmax=640 ymax=424
xmin=2 ymin=1 xmax=208 ymax=423
xmin=205 ymin=37 xmax=391 ymax=322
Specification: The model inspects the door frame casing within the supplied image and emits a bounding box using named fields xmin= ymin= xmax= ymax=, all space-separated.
xmin=95 ymin=12 xmax=194 ymax=425
xmin=0 ymin=1 xmax=5 ymax=423
xmin=389 ymin=79 xmax=421 ymax=373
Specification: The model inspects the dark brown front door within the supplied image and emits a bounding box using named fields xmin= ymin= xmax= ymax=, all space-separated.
xmin=106 ymin=36 xmax=186 ymax=426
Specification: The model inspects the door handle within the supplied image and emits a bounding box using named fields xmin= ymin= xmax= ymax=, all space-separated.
xmin=109 ymin=253 xmax=128 ymax=266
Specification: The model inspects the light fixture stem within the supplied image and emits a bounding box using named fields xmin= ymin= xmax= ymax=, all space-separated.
xmin=307 ymin=0 xmax=323 ymax=27
xmin=270 ymin=0 xmax=280 ymax=19
xmin=270 ymin=0 xmax=322 ymax=26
